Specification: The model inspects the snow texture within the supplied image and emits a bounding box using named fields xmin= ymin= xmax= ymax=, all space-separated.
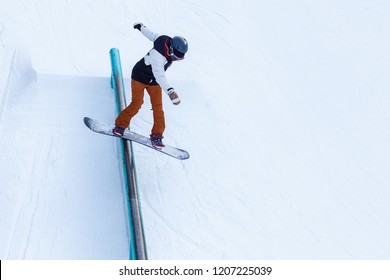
xmin=1 ymin=0 xmax=390 ymax=259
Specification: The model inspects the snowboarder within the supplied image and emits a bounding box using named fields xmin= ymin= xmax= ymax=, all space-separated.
xmin=112 ymin=22 xmax=188 ymax=148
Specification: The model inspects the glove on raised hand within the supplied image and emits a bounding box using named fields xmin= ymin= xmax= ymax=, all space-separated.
xmin=133 ymin=22 xmax=143 ymax=31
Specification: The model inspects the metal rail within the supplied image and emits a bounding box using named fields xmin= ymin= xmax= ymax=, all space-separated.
xmin=110 ymin=48 xmax=147 ymax=260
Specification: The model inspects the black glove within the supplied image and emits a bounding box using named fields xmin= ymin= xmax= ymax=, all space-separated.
xmin=133 ymin=22 xmax=143 ymax=31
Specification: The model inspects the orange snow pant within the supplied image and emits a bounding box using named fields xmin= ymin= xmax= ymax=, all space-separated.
xmin=115 ymin=79 xmax=165 ymax=135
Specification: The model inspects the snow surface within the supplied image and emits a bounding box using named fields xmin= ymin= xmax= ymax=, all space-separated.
xmin=1 ymin=0 xmax=390 ymax=259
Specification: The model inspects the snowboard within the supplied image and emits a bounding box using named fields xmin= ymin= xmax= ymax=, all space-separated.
xmin=83 ymin=117 xmax=190 ymax=160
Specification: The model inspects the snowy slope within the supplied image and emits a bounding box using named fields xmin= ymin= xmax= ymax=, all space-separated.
xmin=0 ymin=49 xmax=129 ymax=258
xmin=1 ymin=0 xmax=390 ymax=259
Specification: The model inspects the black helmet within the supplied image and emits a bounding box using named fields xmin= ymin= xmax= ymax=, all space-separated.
xmin=171 ymin=36 xmax=188 ymax=58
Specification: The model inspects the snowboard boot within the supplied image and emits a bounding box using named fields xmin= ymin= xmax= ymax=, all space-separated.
xmin=150 ymin=133 xmax=165 ymax=148
xmin=113 ymin=125 xmax=125 ymax=136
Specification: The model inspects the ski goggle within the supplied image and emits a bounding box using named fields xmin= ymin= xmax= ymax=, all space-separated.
xmin=170 ymin=46 xmax=185 ymax=61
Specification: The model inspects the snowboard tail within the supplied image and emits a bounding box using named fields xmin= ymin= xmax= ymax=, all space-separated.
xmin=83 ymin=117 xmax=190 ymax=160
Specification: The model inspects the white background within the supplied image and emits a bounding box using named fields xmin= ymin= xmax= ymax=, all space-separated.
xmin=1 ymin=0 xmax=390 ymax=259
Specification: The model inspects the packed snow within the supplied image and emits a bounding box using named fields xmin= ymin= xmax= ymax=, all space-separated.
xmin=1 ymin=0 xmax=390 ymax=259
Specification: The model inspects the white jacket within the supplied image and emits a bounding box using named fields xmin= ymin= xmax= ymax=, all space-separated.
xmin=139 ymin=25 xmax=173 ymax=94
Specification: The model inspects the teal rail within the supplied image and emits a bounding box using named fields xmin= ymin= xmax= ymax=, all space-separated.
xmin=110 ymin=48 xmax=147 ymax=260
